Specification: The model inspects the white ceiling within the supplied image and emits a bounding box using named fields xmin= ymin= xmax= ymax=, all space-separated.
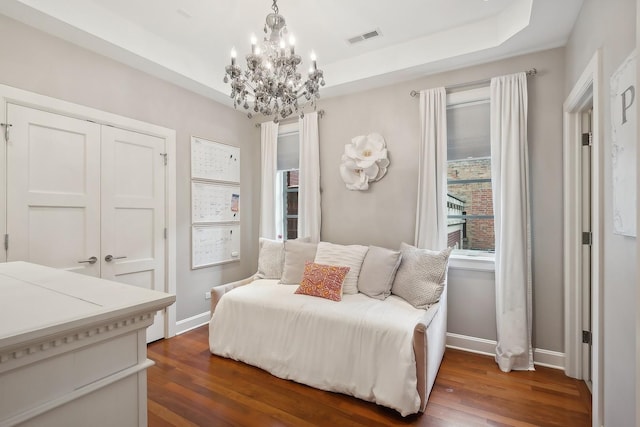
xmin=0 ymin=0 xmax=584 ymax=106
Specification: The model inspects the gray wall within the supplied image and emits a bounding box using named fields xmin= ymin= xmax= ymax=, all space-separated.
xmin=0 ymin=15 xmax=261 ymax=322
xmin=565 ymin=0 xmax=637 ymax=425
xmin=317 ymin=47 xmax=566 ymax=352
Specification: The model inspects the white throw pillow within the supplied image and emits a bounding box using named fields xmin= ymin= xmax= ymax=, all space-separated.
xmin=391 ymin=243 xmax=452 ymax=309
xmin=256 ymin=238 xmax=284 ymax=279
xmin=314 ymin=242 xmax=369 ymax=295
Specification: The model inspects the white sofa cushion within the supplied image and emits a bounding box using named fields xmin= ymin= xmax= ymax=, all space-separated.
xmin=391 ymin=243 xmax=452 ymax=309
xmin=357 ymin=246 xmax=402 ymax=300
xmin=314 ymin=242 xmax=369 ymax=294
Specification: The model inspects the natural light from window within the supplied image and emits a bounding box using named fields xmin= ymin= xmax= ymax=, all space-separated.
xmin=277 ymin=124 xmax=300 ymax=240
xmin=446 ymin=88 xmax=494 ymax=256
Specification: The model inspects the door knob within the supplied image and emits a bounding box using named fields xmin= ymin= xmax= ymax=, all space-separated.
xmin=78 ymin=256 xmax=98 ymax=264
xmin=105 ymin=255 xmax=127 ymax=262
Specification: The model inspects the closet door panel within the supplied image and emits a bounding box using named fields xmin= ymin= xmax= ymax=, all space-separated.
xmin=6 ymin=104 xmax=101 ymax=276
xmin=101 ymin=126 xmax=166 ymax=341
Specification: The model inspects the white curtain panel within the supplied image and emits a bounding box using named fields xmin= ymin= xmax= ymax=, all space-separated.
xmin=415 ymin=88 xmax=448 ymax=250
xmin=298 ymin=112 xmax=321 ymax=242
xmin=260 ymin=121 xmax=280 ymax=239
xmin=490 ymin=72 xmax=534 ymax=372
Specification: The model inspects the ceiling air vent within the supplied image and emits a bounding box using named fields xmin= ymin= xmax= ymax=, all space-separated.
xmin=347 ymin=29 xmax=381 ymax=45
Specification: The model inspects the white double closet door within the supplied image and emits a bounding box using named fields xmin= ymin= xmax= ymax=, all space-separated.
xmin=6 ymin=104 xmax=166 ymax=342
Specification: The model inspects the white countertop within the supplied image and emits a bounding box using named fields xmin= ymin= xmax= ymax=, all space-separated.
xmin=0 ymin=261 xmax=175 ymax=349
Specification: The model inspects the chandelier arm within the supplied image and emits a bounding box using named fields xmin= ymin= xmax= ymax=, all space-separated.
xmin=242 ymin=81 xmax=257 ymax=92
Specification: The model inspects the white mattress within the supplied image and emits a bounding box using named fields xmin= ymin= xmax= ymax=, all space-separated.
xmin=209 ymin=279 xmax=429 ymax=416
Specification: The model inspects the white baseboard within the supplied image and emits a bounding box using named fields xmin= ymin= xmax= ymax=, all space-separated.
xmin=446 ymin=332 xmax=496 ymax=357
xmin=446 ymin=333 xmax=565 ymax=371
xmin=533 ymin=348 xmax=565 ymax=370
xmin=176 ymin=311 xmax=210 ymax=335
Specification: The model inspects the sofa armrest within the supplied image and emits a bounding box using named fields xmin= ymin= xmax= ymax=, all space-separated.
xmin=210 ymin=275 xmax=256 ymax=316
xmin=413 ymin=306 xmax=437 ymax=410
xmin=412 ymin=284 xmax=448 ymax=412
xmin=414 ymin=308 xmax=438 ymax=335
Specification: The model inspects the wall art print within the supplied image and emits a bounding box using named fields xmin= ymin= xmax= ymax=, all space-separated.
xmin=610 ymin=50 xmax=636 ymax=237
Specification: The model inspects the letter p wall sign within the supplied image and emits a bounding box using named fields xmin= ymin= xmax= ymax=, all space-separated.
xmin=610 ymin=50 xmax=637 ymax=237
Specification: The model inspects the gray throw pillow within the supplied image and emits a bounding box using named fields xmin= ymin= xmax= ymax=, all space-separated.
xmin=357 ymin=246 xmax=402 ymax=300
xmin=391 ymin=243 xmax=452 ymax=308
xmin=280 ymin=240 xmax=318 ymax=284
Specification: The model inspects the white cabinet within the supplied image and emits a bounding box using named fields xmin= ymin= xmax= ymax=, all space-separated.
xmin=0 ymin=262 xmax=175 ymax=427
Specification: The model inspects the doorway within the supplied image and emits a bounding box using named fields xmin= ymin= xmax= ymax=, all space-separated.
xmin=563 ymin=52 xmax=603 ymax=427
xmin=580 ymin=107 xmax=593 ymax=390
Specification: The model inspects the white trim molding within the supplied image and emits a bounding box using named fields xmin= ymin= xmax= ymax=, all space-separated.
xmin=446 ymin=333 xmax=565 ymax=370
xmin=562 ymin=50 xmax=603 ymax=427
xmin=449 ymin=252 xmax=495 ymax=272
xmin=533 ymin=348 xmax=566 ymax=370
xmin=176 ymin=311 xmax=211 ymax=335
xmin=446 ymin=333 xmax=496 ymax=356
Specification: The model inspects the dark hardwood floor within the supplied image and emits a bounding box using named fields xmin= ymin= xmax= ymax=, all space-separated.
xmin=147 ymin=326 xmax=591 ymax=426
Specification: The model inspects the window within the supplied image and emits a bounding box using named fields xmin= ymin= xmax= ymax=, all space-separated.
xmin=282 ymin=170 xmax=298 ymax=240
xmin=446 ymin=87 xmax=494 ymax=253
xmin=277 ymin=123 xmax=299 ymax=240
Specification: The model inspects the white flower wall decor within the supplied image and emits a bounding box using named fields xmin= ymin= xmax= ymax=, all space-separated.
xmin=339 ymin=132 xmax=390 ymax=191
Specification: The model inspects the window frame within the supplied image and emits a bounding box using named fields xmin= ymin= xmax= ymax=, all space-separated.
xmin=280 ymin=170 xmax=299 ymax=240
xmin=446 ymin=86 xmax=495 ymax=269
xmin=277 ymin=123 xmax=300 ymax=241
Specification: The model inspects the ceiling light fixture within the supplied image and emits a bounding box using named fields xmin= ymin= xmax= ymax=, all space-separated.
xmin=223 ymin=0 xmax=325 ymax=122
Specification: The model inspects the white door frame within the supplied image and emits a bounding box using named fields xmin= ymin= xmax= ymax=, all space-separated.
xmin=0 ymin=84 xmax=177 ymax=338
xmin=563 ymin=51 xmax=602 ymax=427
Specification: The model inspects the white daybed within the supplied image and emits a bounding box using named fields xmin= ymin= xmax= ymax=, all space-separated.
xmin=208 ymin=241 xmax=450 ymax=416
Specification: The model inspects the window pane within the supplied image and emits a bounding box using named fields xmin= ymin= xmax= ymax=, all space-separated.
xmin=447 ymin=158 xmax=492 ymax=217
xmin=278 ymin=133 xmax=299 ymax=170
xmin=283 ymin=170 xmax=299 ymax=240
xmin=447 ymin=180 xmax=495 ymax=251
xmin=447 ymin=98 xmax=494 ymax=252
xmin=286 ymin=218 xmax=298 ymax=240
xmin=447 ymin=101 xmax=490 ymax=160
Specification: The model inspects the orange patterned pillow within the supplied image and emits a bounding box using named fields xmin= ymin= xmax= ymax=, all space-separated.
xmin=294 ymin=261 xmax=350 ymax=301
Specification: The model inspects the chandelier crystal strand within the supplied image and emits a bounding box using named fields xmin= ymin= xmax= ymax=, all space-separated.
xmin=223 ymin=0 xmax=325 ymax=123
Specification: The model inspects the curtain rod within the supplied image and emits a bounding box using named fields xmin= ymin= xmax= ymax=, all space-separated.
xmin=254 ymin=109 xmax=325 ymax=128
xmin=409 ymin=68 xmax=538 ymax=98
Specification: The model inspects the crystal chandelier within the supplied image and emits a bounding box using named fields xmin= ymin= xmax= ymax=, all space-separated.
xmin=224 ymin=0 xmax=325 ymax=122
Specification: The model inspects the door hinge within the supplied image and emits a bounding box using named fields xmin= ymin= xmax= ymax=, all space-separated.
xmin=582 ymin=330 xmax=592 ymax=345
xmin=160 ymin=153 xmax=167 ymax=166
xmin=582 ymin=231 xmax=592 ymax=245
xmin=3 ymin=234 xmax=8 ymax=251
xmin=164 ymin=228 xmax=167 ymax=239
xmin=1 ymin=123 xmax=12 ymax=142
xmin=581 ymin=132 xmax=592 ymax=146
